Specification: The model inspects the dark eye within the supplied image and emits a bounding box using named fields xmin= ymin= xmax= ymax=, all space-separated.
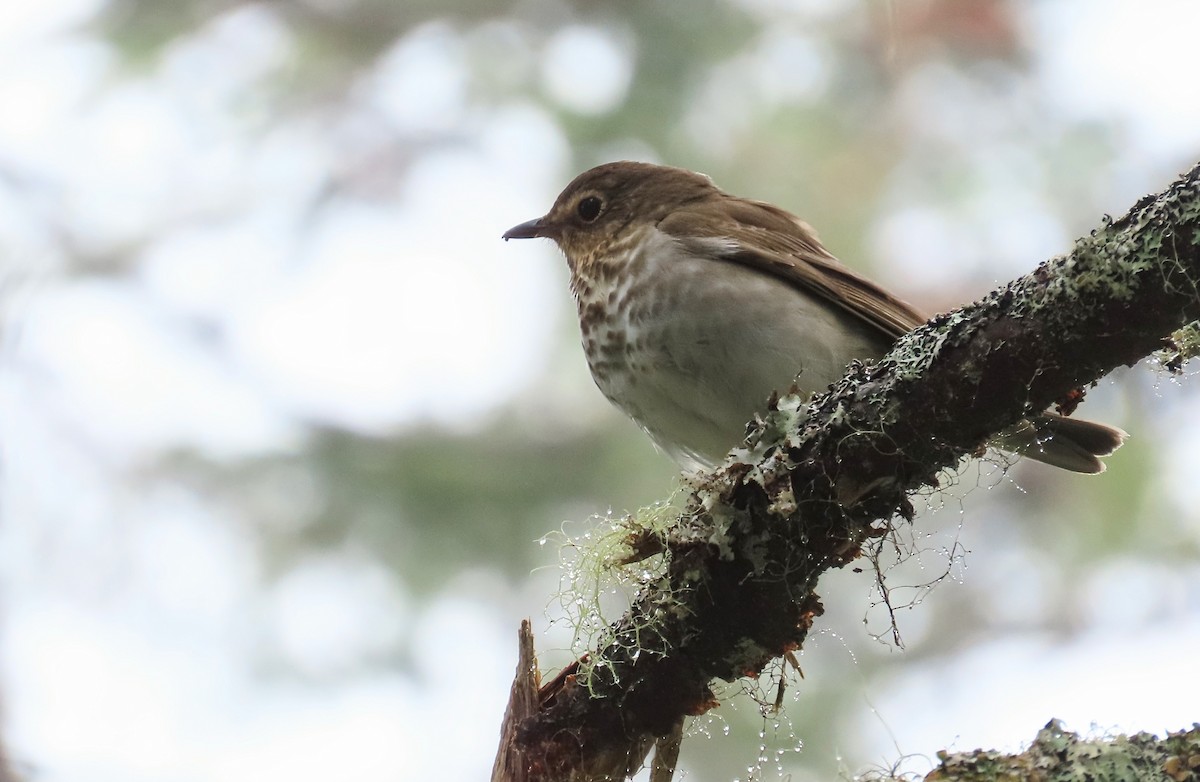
xmin=576 ymin=196 xmax=602 ymax=222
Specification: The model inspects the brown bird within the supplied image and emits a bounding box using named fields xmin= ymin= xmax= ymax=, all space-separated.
xmin=504 ymin=161 xmax=1125 ymax=473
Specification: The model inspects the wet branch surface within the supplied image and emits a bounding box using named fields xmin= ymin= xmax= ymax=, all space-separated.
xmin=493 ymin=161 xmax=1200 ymax=782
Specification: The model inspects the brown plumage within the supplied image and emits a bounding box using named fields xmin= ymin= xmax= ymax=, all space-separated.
xmin=504 ymin=161 xmax=1125 ymax=473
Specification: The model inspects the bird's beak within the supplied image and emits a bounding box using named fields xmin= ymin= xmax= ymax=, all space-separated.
xmin=502 ymin=217 xmax=548 ymax=241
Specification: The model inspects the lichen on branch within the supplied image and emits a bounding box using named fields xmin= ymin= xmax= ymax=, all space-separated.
xmin=494 ymin=161 xmax=1200 ymax=782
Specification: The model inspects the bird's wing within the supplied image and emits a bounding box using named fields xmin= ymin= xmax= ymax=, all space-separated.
xmin=660 ymin=196 xmax=927 ymax=341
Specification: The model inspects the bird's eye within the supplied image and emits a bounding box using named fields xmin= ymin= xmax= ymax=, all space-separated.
xmin=576 ymin=196 xmax=602 ymax=222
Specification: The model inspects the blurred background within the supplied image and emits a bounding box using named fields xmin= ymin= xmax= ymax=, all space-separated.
xmin=1 ymin=0 xmax=1199 ymax=780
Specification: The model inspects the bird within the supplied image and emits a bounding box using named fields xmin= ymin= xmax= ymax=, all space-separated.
xmin=503 ymin=161 xmax=1125 ymax=474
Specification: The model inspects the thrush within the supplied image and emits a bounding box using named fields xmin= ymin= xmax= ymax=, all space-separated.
xmin=504 ymin=161 xmax=1125 ymax=474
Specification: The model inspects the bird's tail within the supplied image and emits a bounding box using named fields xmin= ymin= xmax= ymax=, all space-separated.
xmin=996 ymin=413 xmax=1127 ymax=474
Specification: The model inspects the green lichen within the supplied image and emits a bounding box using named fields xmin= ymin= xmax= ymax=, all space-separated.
xmin=1020 ymin=177 xmax=1200 ymax=329
xmin=929 ymin=720 xmax=1200 ymax=782
xmin=549 ymin=487 xmax=692 ymax=688
xmin=1157 ymin=320 xmax=1200 ymax=373
xmin=724 ymin=638 xmax=772 ymax=679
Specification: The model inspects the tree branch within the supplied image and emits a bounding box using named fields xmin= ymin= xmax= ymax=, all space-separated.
xmin=492 ymin=161 xmax=1200 ymax=781
xmin=921 ymin=720 xmax=1200 ymax=782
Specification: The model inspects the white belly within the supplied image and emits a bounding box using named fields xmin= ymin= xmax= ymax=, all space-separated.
xmin=580 ymin=229 xmax=890 ymax=469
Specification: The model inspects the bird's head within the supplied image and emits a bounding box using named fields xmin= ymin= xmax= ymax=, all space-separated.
xmin=502 ymin=161 xmax=718 ymax=269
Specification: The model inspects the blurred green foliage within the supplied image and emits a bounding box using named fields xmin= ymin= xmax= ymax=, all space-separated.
xmin=38 ymin=0 xmax=1194 ymax=779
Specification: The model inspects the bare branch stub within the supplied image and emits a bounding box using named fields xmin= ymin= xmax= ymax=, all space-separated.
xmin=492 ymin=620 xmax=541 ymax=782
